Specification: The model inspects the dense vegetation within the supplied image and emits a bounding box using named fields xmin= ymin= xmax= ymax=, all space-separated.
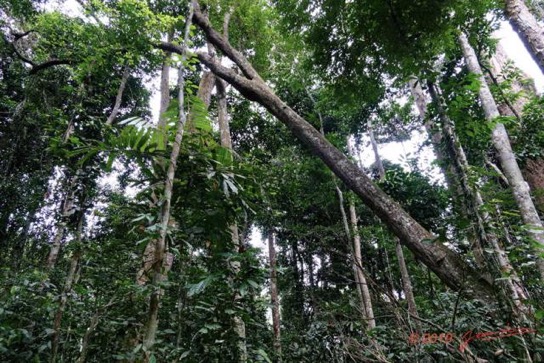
xmin=1 ymin=0 xmax=543 ymax=362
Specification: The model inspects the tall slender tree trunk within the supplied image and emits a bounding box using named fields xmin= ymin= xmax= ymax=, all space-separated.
xmin=142 ymin=4 xmax=194 ymax=353
xmin=157 ymin=30 xmax=174 ymax=135
xmin=335 ymin=185 xmax=370 ymax=326
xmin=212 ymin=9 xmax=248 ymax=361
xmin=504 ymin=0 xmax=544 ymax=75
xmin=367 ymin=123 xmax=418 ymax=323
xmin=426 ymin=82 xmax=487 ymax=268
xmin=308 ymin=89 xmax=375 ymax=329
xmin=428 ymin=82 xmax=529 ymax=316
xmin=46 ymin=175 xmax=77 ymax=270
xmin=217 ymin=77 xmax=248 ymax=363
xmin=348 ymin=202 xmax=376 ymax=329
xmin=268 ymin=233 xmax=282 ymax=363
xmin=459 ymin=32 xmax=544 ymax=280
xmin=489 ymin=44 xmax=544 ymax=214
xmin=51 ymin=250 xmax=80 ymax=363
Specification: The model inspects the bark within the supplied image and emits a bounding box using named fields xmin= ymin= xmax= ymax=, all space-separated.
xmin=395 ymin=240 xmax=418 ymax=320
xmin=459 ymin=32 xmax=544 ymax=280
xmin=504 ymin=0 xmax=544 ymax=75
xmin=489 ymin=43 xmax=535 ymax=117
xmin=488 ymin=44 xmax=544 ymax=214
xmin=349 ymin=202 xmax=376 ymax=329
xmin=523 ymin=158 xmax=544 ymax=214
xmin=165 ymin=6 xmax=497 ymax=301
xmin=157 ymin=30 xmax=174 ymax=134
xmin=367 ymin=118 xmax=384 ymax=179
xmin=214 ymin=12 xmax=247 ymax=362
xmin=409 ymin=79 xmax=470 ymax=218
xmin=217 ymin=78 xmax=232 ymax=149
xmin=367 ymin=122 xmax=418 ymax=323
xmin=46 ymin=176 xmax=77 ymax=270
xmin=142 ymin=4 xmax=194 ymax=352
xmin=106 ymin=65 xmax=130 ymax=126
xmin=268 ymin=233 xmax=282 ymax=363
xmin=76 ymin=312 xmax=99 ymax=363
xmin=335 ymin=185 xmax=369 ymax=325
xmin=428 ymin=83 xmax=529 ymax=316
xmin=427 ymin=82 xmax=487 ymax=269
xmin=76 ymin=298 xmax=116 ymax=363
xmin=51 ymin=250 xmax=80 ymax=363
xmin=197 ymin=71 xmax=216 ymax=109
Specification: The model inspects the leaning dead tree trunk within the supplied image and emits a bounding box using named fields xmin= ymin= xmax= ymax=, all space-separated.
xmin=504 ymin=0 xmax=544 ymax=75
xmin=459 ymin=32 xmax=544 ymax=280
xmin=142 ymin=4 xmax=194 ymax=352
xmin=156 ymin=4 xmax=499 ymax=301
xmin=268 ymin=232 xmax=282 ymax=363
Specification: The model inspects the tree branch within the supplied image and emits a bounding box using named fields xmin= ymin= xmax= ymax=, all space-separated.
xmin=191 ymin=2 xmax=262 ymax=81
xmin=29 ymin=59 xmax=73 ymax=75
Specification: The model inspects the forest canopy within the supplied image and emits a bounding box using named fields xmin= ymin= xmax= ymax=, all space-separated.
xmin=1 ymin=0 xmax=544 ymax=362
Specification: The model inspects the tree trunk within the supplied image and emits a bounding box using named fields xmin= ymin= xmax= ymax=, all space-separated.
xmin=427 ymin=82 xmax=488 ymax=269
xmin=51 ymin=250 xmax=80 ymax=363
xmin=157 ymin=30 xmax=174 ymax=135
xmin=268 ymin=233 xmax=282 ymax=363
xmin=142 ymin=4 xmax=194 ymax=352
xmin=213 ymin=11 xmax=248 ymax=361
xmin=488 ymin=44 xmax=544 ymax=214
xmin=367 ymin=125 xmax=418 ymax=324
xmin=46 ymin=175 xmax=77 ymax=270
xmin=106 ymin=64 xmax=130 ymax=126
xmin=395 ymin=240 xmax=418 ymax=322
xmin=428 ymin=82 xmax=529 ymax=318
xmin=504 ymin=0 xmax=544 ymax=75
xmin=348 ymin=202 xmax=376 ymax=330
xmin=335 ymin=184 xmax=371 ymax=326
xmin=459 ymin=32 xmax=544 ymax=280
xmin=367 ymin=119 xmax=384 ymax=179
xmin=161 ymin=8 xmax=499 ymax=301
